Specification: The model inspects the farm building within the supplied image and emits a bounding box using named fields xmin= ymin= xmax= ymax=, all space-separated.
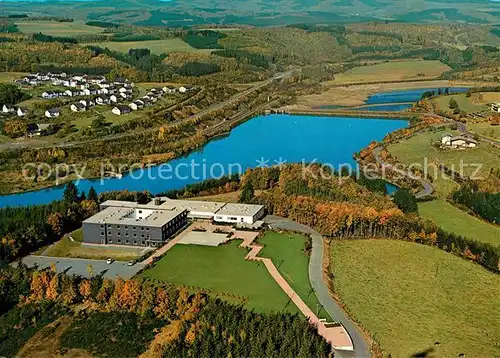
xmin=441 ymin=134 xmax=478 ymax=149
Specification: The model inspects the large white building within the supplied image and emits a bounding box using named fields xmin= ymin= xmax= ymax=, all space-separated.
xmin=150 ymin=197 xmax=265 ymax=224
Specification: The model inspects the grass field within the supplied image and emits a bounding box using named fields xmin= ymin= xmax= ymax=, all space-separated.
xmin=258 ymin=231 xmax=331 ymax=321
xmin=433 ymin=93 xmax=487 ymax=114
xmin=141 ymin=240 xmax=299 ymax=314
xmin=387 ymin=130 xmax=500 ymax=178
xmin=0 ymin=72 xmax=28 ymax=83
xmin=16 ymin=21 xmax=105 ymax=36
xmin=418 ymin=200 xmax=500 ymax=246
xmin=331 ymin=60 xmax=450 ymax=85
xmin=330 ymin=239 xmax=500 ymax=358
xmin=468 ymin=122 xmax=500 ymax=140
xmin=45 ymin=229 xmax=143 ymax=261
xmin=81 ymin=38 xmax=200 ymax=54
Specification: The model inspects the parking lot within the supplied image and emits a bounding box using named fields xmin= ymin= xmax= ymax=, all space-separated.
xmin=20 ymin=255 xmax=146 ymax=279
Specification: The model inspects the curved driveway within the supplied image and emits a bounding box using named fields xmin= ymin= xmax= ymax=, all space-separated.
xmin=372 ymin=146 xmax=434 ymax=198
xmin=264 ymin=215 xmax=371 ymax=358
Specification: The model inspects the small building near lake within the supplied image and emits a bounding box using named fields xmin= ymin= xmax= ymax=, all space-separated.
xmin=441 ymin=133 xmax=477 ymax=149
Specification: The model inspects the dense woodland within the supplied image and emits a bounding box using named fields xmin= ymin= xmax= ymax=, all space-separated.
xmin=0 ymin=263 xmax=332 ymax=357
xmin=452 ymin=182 xmax=500 ymax=224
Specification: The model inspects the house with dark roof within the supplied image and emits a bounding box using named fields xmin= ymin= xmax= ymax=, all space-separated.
xmin=112 ymin=105 xmax=132 ymax=115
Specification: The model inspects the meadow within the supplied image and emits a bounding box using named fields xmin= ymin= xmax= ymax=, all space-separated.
xmin=418 ymin=200 xmax=500 ymax=246
xmin=468 ymin=121 xmax=500 ymax=140
xmin=329 ymin=239 xmax=500 ymax=358
xmin=387 ymin=129 xmax=500 ymax=177
xmin=433 ymin=93 xmax=487 ymax=114
xmin=141 ymin=240 xmax=298 ymax=314
xmin=330 ymin=60 xmax=450 ymax=85
xmin=258 ymin=231 xmax=332 ymax=320
xmin=81 ymin=38 xmax=202 ymax=54
xmin=15 ymin=21 xmax=105 ymax=36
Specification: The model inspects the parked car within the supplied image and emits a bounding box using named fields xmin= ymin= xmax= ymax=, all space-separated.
xmin=106 ymin=258 xmax=114 ymax=264
xmin=127 ymin=260 xmax=136 ymax=266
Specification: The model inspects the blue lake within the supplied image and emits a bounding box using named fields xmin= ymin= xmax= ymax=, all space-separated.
xmin=350 ymin=103 xmax=413 ymax=112
xmin=0 ymin=115 xmax=409 ymax=208
xmin=366 ymin=87 xmax=469 ymax=104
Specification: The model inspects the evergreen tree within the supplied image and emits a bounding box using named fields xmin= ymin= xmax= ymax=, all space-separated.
xmin=393 ymin=189 xmax=418 ymax=214
xmin=239 ymin=182 xmax=255 ymax=203
xmin=63 ymin=182 xmax=79 ymax=204
xmin=88 ymin=186 xmax=98 ymax=203
xmin=449 ymin=97 xmax=459 ymax=109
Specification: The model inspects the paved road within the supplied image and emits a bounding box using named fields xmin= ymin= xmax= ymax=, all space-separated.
xmin=19 ymin=256 xmax=145 ymax=279
xmin=264 ymin=216 xmax=371 ymax=358
xmin=372 ymin=146 xmax=434 ymax=198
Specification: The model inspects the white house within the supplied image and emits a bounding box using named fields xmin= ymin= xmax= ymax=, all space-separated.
xmin=85 ymin=75 xmax=106 ymax=85
xmin=441 ymin=134 xmax=477 ymax=149
xmin=70 ymin=103 xmax=86 ymax=112
xmin=64 ymin=89 xmax=82 ymax=97
xmin=45 ymin=108 xmax=61 ymax=118
xmin=96 ymin=96 xmax=110 ymax=105
xmin=2 ymin=104 xmax=15 ymax=113
xmin=110 ymin=94 xmax=122 ymax=103
xmin=16 ymin=107 xmax=27 ymax=117
xmin=491 ymin=103 xmax=500 ymax=113
xmin=79 ymin=99 xmax=95 ymax=107
xmin=162 ymin=86 xmax=176 ymax=94
xmin=112 ymin=105 xmax=132 ymax=115
xmin=71 ymin=74 xmax=86 ymax=82
xmin=42 ymin=91 xmax=59 ymax=99
xmin=129 ymin=101 xmax=144 ymax=111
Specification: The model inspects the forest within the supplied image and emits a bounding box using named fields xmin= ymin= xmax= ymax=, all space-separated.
xmin=0 ymin=263 xmax=331 ymax=357
xmin=452 ymin=182 xmax=500 ymax=224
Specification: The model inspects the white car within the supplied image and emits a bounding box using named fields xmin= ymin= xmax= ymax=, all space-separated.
xmin=106 ymin=258 xmax=114 ymax=264
xmin=127 ymin=260 xmax=135 ymax=266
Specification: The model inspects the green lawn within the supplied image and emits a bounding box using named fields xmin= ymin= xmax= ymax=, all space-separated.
xmin=387 ymin=130 xmax=500 ymax=178
xmin=258 ymin=231 xmax=332 ymax=321
xmin=468 ymin=121 xmax=500 ymax=140
xmin=141 ymin=240 xmax=299 ymax=314
xmin=330 ymin=239 xmax=500 ymax=358
xmin=80 ymin=38 xmax=201 ymax=54
xmin=332 ymin=60 xmax=450 ymax=84
xmin=45 ymin=229 xmax=143 ymax=261
xmin=16 ymin=21 xmax=105 ymax=36
xmin=433 ymin=93 xmax=487 ymax=114
xmin=418 ymin=200 xmax=500 ymax=246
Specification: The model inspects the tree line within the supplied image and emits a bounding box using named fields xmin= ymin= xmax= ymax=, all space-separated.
xmin=452 ymin=182 xmax=500 ymax=224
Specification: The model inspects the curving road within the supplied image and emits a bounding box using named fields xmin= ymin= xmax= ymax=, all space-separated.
xmin=264 ymin=215 xmax=372 ymax=358
xmin=372 ymin=146 xmax=434 ymax=198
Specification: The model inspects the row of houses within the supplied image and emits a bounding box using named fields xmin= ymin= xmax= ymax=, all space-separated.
xmin=42 ymin=85 xmax=133 ymax=99
xmin=111 ymin=85 xmax=195 ymax=115
xmin=17 ymin=72 xmax=132 ymax=89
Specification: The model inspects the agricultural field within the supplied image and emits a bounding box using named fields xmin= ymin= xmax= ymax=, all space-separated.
xmin=387 ymin=129 xmax=500 ymax=178
xmin=0 ymin=72 xmax=28 ymax=83
xmin=44 ymin=229 xmax=144 ymax=261
xmin=329 ymin=239 xmax=500 ymax=358
xmin=81 ymin=38 xmax=201 ymax=54
xmin=432 ymin=93 xmax=488 ymax=114
xmin=258 ymin=231 xmax=331 ymax=320
xmin=15 ymin=21 xmax=105 ymax=36
xmin=330 ymin=60 xmax=450 ymax=85
xmin=141 ymin=239 xmax=298 ymax=314
xmin=418 ymin=200 xmax=500 ymax=247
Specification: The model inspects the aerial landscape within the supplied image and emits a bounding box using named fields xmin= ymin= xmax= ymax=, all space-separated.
xmin=0 ymin=0 xmax=499 ymax=357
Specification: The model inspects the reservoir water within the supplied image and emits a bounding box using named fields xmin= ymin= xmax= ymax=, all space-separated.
xmin=0 ymin=114 xmax=408 ymax=208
